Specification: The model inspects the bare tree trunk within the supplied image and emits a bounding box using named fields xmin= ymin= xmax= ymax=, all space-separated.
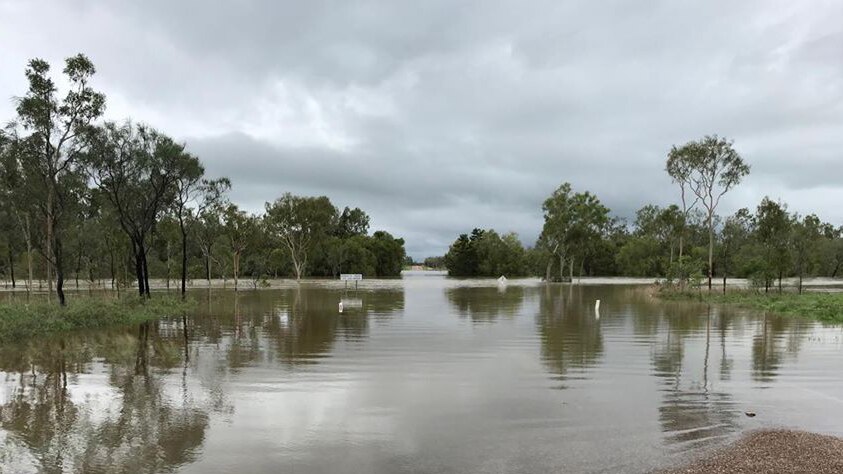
xmin=707 ymin=216 xmax=714 ymax=291
xmin=133 ymin=242 xmax=145 ymax=297
xmin=54 ymin=235 xmax=66 ymax=306
xmin=46 ymin=199 xmax=53 ymax=301
xmin=141 ymin=243 xmax=151 ymax=298
xmin=25 ymin=219 xmax=33 ymax=296
xmin=8 ymin=247 xmax=15 ymax=289
xmin=558 ymin=253 xmax=564 ymax=283
xmin=205 ymin=251 xmax=212 ymax=287
xmin=166 ymin=241 xmax=171 ymax=291
xmin=233 ymin=252 xmax=239 ymax=291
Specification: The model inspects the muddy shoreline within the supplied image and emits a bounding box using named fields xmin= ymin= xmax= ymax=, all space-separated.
xmin=660 ymin=430 xmax=843 ymax=473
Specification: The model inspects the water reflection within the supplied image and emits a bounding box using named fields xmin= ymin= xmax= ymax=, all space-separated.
xmin=445 ymin=286 xmax=525 ymax=322
xmin=0 ymin=283 xmax=840 ymax=473
xmin=535 ymin=285 xmax=603 ymax=383
xmin=0 ymin=327 xmax=210 ymax=473
xmin=188 ymin=288 xmax=405 ymax=368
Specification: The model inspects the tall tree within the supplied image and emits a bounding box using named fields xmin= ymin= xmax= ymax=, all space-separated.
xmin=667 ymin=136 xmax=750 ymax=290
xmin=790 ymin=214 xmax=822 ymax=294
xmin=84 ymin=122 xmax=182 ymax=297
xmin=11 ymin=54 xmax=105 ymax=305
xmin=221 ymin=203 xmax=254 ymax=291
xmin=718 ymin=208 xmax=752 ymax=293
xmin=539 ymin=183 xmax=609 ymax=282
xmin=171 ymin=155 xmax=229 ymax=297
xmin=755 ymin=197 xmax=791 ymax=293
xmin=264 ymin=194 xmax=337 ymax=280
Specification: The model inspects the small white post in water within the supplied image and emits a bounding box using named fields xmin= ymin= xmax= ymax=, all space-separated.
xmin=595 ymin=299 xmax=601 ymax=320
xmin=338 ymin=301 xmax=344 ymax=313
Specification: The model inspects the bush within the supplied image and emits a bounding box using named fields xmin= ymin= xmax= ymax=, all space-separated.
xmin=0 ymin=296 xmax=194 ymax=342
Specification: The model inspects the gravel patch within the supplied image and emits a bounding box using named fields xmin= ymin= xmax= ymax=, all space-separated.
xmin=660 ymin=429 xmax=843 ymax=473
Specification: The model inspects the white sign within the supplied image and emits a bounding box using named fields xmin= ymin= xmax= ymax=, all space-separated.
xmin=340 ymin=274 xmax=363 ymax=281
xmin=340 ymin=297 xmax=363 ymax=308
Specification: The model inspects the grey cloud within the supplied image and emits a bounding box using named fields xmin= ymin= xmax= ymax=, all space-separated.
xmin=2 ymin=0 xmax=843 ymax=258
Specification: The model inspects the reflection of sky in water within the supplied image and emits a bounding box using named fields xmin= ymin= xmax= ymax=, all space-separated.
xmin=1 ymin=280 xmax=842 ymax=473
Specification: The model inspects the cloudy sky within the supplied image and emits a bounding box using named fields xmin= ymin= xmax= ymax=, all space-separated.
xmin=1 ymin=1 xmax=842 ymax=258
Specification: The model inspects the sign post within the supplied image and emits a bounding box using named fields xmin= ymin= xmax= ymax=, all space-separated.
xmin=340 ymin=273 xmax=363 ymax=289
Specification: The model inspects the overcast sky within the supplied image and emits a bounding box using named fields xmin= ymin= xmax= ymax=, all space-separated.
xmin=2 ymin=1 xmax=842 ymax=259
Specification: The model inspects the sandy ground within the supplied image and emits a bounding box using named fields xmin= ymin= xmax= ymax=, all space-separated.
xmin=660 ymin=430 xmax=843 ymax=474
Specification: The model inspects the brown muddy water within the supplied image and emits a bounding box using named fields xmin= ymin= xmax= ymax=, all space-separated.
xmin=1 ymin=275 xmax=842 ymax=473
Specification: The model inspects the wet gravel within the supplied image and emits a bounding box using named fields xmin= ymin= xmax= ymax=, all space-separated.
xmin=660 ymin=430 xmax=843 ymax=473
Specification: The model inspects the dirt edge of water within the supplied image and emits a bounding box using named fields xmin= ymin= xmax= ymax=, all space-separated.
xmin=658 ymin=429 xmax=843 ymax=474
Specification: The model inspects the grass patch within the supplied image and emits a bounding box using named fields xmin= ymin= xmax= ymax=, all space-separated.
xmin=656 ymin=287 xmax=843 ymax=323
xmin=0 ymin=296 xmax=194 ymax=342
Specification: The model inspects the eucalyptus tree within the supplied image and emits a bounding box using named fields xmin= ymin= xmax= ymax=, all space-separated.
xmin=0 ymin=127 xmax=37 ymax=294
xmin=790 ymin=214 xmax=822 ymax=294
xmin=171 ymin=156 xmax=229 ymax=296
xmin=667 ymin=136 xmax=750 ymax=290
xmin=633 ymin=204 xmax=683 ymax=268
xmin=754 ymin=197 xmax=791 ymax=293
xmin=194 ymin=208 xmax=223 ymax=285
xmin=221 ymin=203 xmax=255 ymax=291
xmin=335 ymin=206 xmax=370 ymax=238
xmin=85 ymin=122 xmax=184 ymax=297
xmin=539 ymin=182 xmax=609 ymax=282
xmin=265 ymin=194 xmax=337 ymax=280
xmin=718 ymin=208 xmax=752 ymax=293
xmin=10 ymin=54 xmax=105 ymax=305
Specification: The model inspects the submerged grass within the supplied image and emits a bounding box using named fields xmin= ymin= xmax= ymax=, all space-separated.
xmin=0 ymin=296 xmax=194 ymax=342
xmin=657 ymin=287 xmax=843 ymax=324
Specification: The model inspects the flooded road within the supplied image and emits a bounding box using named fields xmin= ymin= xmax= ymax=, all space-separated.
xmin=1 ymin=275 xmax=842 ymax=473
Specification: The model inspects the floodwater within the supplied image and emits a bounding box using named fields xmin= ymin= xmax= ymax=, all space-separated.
xmin=1 ymin=275 xmax=842 ymax=473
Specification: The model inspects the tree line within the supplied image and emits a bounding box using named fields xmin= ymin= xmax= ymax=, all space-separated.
xmin=439 ymin=136 xmax=842 ymax=292
xmin=0 ymin=54 xmax=406 ymax=305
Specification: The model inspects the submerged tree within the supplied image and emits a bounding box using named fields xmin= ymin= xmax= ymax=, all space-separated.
xmin=221 ymin=203 xmax=255 ymax=291
xmin=84 ymin=122 xmax=186 ymax=297
xmin=539 ymin=183 xmax=609 ymax=282
xmin=264 ymin=193 xmax=337 ymax=280
xmin=667 ymin=136 xmax=750 ymax=290
xmin=755 ymin=197 xmax=791 ymax=293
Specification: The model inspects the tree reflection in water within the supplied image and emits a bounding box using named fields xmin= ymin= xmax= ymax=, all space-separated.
xmin=0 ymin=323 xmax=212 ymax=473
xmin=535 ymin=284 xmax=604 ymax=387
xmin=186 ymin=288 xmax=404 ymax=370
xmin=445 ymin=285 xmax=526 ymax=322
xmin=622 ymin=290 xmax=812 ymax=448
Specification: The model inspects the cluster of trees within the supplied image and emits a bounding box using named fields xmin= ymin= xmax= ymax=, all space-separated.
xmin=439 ymin=136 xmax=842 ymax=290
xmin=442 ymin=229 xmax=531 ymax=277
xmin=0 ymin=54 xmax=406 ymax=305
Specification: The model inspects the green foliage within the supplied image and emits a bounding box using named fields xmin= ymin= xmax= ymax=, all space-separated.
xmin=0 ymin=296 xmax=194 ymax=342
xmin=656 ymin=289 xmax=843 ymax=324
xmin=667 ymin=135 xmax=750 ymax=287
xmin=444 ymin=229 xmax=528 ymax=277
xmin=539 ymin=182 xmax=610 ymax=281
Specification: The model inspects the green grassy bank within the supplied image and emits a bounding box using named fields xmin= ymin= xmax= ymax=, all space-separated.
xmin=0 ymin=296 xmax=194 ymax=342
xmin=657 ymin=288 xmax=843 ymax=324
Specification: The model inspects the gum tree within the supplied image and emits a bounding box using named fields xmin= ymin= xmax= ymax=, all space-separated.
xmin=265 ymin=194 xmax=337 ymax=280
xmin=667 ymin=136 xmax=750 ymax=290
xmin=12 ymin=54 xmax=105 ymax=305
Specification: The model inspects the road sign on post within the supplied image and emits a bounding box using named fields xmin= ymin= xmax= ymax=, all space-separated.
xmin=340 ymin=273 xmax=363 ymax=289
